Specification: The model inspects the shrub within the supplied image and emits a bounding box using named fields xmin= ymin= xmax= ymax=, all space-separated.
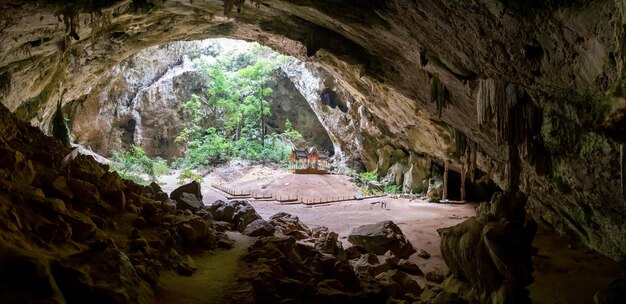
xmin=109 ymin=145 xmax=170 ymax=185
xmin=177 ymin=168 xmax=203 ymax=185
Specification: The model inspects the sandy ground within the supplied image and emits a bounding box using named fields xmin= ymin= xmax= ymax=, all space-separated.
xmin=155 ymin=232 xmax=254 ymax=304
xmin=158 ymin=163 xmax=624 ymax=303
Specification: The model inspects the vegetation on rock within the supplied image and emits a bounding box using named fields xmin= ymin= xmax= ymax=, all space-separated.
xmin=173 ymin=44 xmax=300 ymax=169
xmin=109 ymin=145 xmax=169 ymax=185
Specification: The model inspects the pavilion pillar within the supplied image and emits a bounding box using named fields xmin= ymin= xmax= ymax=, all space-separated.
xmin=443 ymin=160 xmax=449 ymax=201
xmin=619 ymin=144 xmax=626 ymax=196
xmin=461 ymin=161 xmax=467 ymax=202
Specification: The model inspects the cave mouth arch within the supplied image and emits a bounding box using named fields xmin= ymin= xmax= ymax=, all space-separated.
xmin=67 ymin=38 xmax=341 ymax=164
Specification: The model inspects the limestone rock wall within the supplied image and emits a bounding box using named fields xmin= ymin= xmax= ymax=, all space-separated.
xmin=69 ymin=42 xmax=209 ymax=160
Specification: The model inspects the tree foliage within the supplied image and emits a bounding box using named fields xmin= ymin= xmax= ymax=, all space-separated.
xmin=109 ymin=145 xmax=169 ymax=185
xmin=174 ymin=44 xmax=301 ymax=169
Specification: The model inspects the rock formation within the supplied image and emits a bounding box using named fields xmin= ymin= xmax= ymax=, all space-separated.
xmin=0 ymin=102 xmax=220 ymax=303
xmin=348 ymin=221 xmax=416 ymax=259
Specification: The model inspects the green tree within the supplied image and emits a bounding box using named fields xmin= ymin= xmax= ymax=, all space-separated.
xmin=174 ymin=45 xmax=295 ymax=169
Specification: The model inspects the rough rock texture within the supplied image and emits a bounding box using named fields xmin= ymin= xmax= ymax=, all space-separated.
xmin=69 ymin=42 xmax=212 ymax=160
xmin=269 ymin=212 xmax=311 ymax=240
xmin=348 ymin=221 xmax=416 ymax=258
xmin=0 ymin=0 xmax=625 ymax=266
xmin=233 ymin=235 xmax=417 ymax=303
xmin=0 ymin=103 xmax=220 ymax=303
xmin=242 ymin=218 xmax=275 ymax=237
xmin=170 ymin=180 xmax=202 ymax=203
xmin=267 ymin=66 xmax=335 ymax=154
xmin=437 ymin=191 xmax=536 ymax=303
xmin=207 ymin=199 xmax=262 ymax=232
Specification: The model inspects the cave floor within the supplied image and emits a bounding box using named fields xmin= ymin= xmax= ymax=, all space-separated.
xmin=154 ymin=232 xmax=254 ymax=304
xmin=158 ymin=164 xmax=623 ymax=303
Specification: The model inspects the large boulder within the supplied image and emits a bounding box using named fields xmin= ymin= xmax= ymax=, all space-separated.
xmin=243 ymin=219 xmax=275 ymax=237
xmin=170 ymin=181 xmax=202 ymax=202
xmin=348 ymin=221 xmax=416 ymax=258
xmin=208 ymin=200 xmax=236 ymax=222
xmin=176 ymin=193 xmax=204 ymax=213
xmin=269 ymin=212 xmax=311 ymax=239
xmin=232 ymin=202 xmax=262 ymax=232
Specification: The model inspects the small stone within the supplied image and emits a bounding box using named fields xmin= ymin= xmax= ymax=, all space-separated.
xmin=345 ymin=245 xmax=365 ymax=260
xmin=396 ymin=259 xmax=423 ymax=275
xmin=418 ymin=249 xmax=431 ymax=259
xmin=176 ymin=262 xmax=195 ymax=276
xmin=425 ymin=271 xmax=446 ymax=283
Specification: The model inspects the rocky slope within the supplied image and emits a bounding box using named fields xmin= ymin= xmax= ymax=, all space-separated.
xmin=0 ymin=102 xmax=224 ymax=303
xmin=0 ymin=0 xmax=624 ymax=284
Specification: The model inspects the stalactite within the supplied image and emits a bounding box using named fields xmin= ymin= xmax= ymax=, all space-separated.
xmin=453 ymin=129 xmax=467 ymax=157
xmin=476 ymin=80 xmax=542 ymax=153
xmin=430 ymin=75 xmax=449 ymax=119
xmin=476 ymin=78 xmax=501 ymax=127
xmin=0 ymin=71 xmax=10 ymax=96
xmin=469 ymin=141 xmax=477 ymax=183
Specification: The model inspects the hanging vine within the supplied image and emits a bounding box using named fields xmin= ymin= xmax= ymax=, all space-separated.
xmin=429 ymin=74 xmax=450 ymax=119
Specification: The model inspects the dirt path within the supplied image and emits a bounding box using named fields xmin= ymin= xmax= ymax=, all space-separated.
xmin=154 ymin=232 xmax=253 ymax=304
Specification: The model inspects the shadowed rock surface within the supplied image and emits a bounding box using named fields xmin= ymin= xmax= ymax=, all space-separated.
xmin=348 ymin=221 xmax=416 ymax=259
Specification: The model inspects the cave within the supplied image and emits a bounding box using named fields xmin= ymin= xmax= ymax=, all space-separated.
xmin=1 ymin=1 xmax=626 ymax=304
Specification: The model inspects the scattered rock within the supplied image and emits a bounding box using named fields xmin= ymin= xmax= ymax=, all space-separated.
xmin=269 ymin=212 xmax=311 ymax=239
xmin=396 ymin=259 xmax=423 ymax=275
xmin=425 ymin=271 xmax=446 ymax=284
xmin=52 ymin=248 xmax=153 ymax=303
xmin=347 ymin=220 xmax=416 ymax=258
xmin=314 ymin=230 xmax=339 ymax=254
xmin=418 ymin=249 xmax=431 ymax=259
xmin=208 ymin=200 xmax=236 ymax=222
xmin=175 ymin=255 xmax=198 ymax=276
xmin=383 ymin=250 xmax=400 ymax=267
xmin=375 ymin=269 xmax=422 ymax=299
xmin=213 ymin=221 xmax=233 ymax=232
xmin=243 ymin=219 xmax=275 ymax=237
xmin=176 ymin=192 xmax=204 ymax=213
xmin=170 ymin=181 xmax=202 ymax=202
xmin=352 ymin=253 xmax=390 ymax=276
xmin=345 ymin=245 xmax=366 ymax=260
xmin=232 ymin=203 xmax=262 ymax=232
